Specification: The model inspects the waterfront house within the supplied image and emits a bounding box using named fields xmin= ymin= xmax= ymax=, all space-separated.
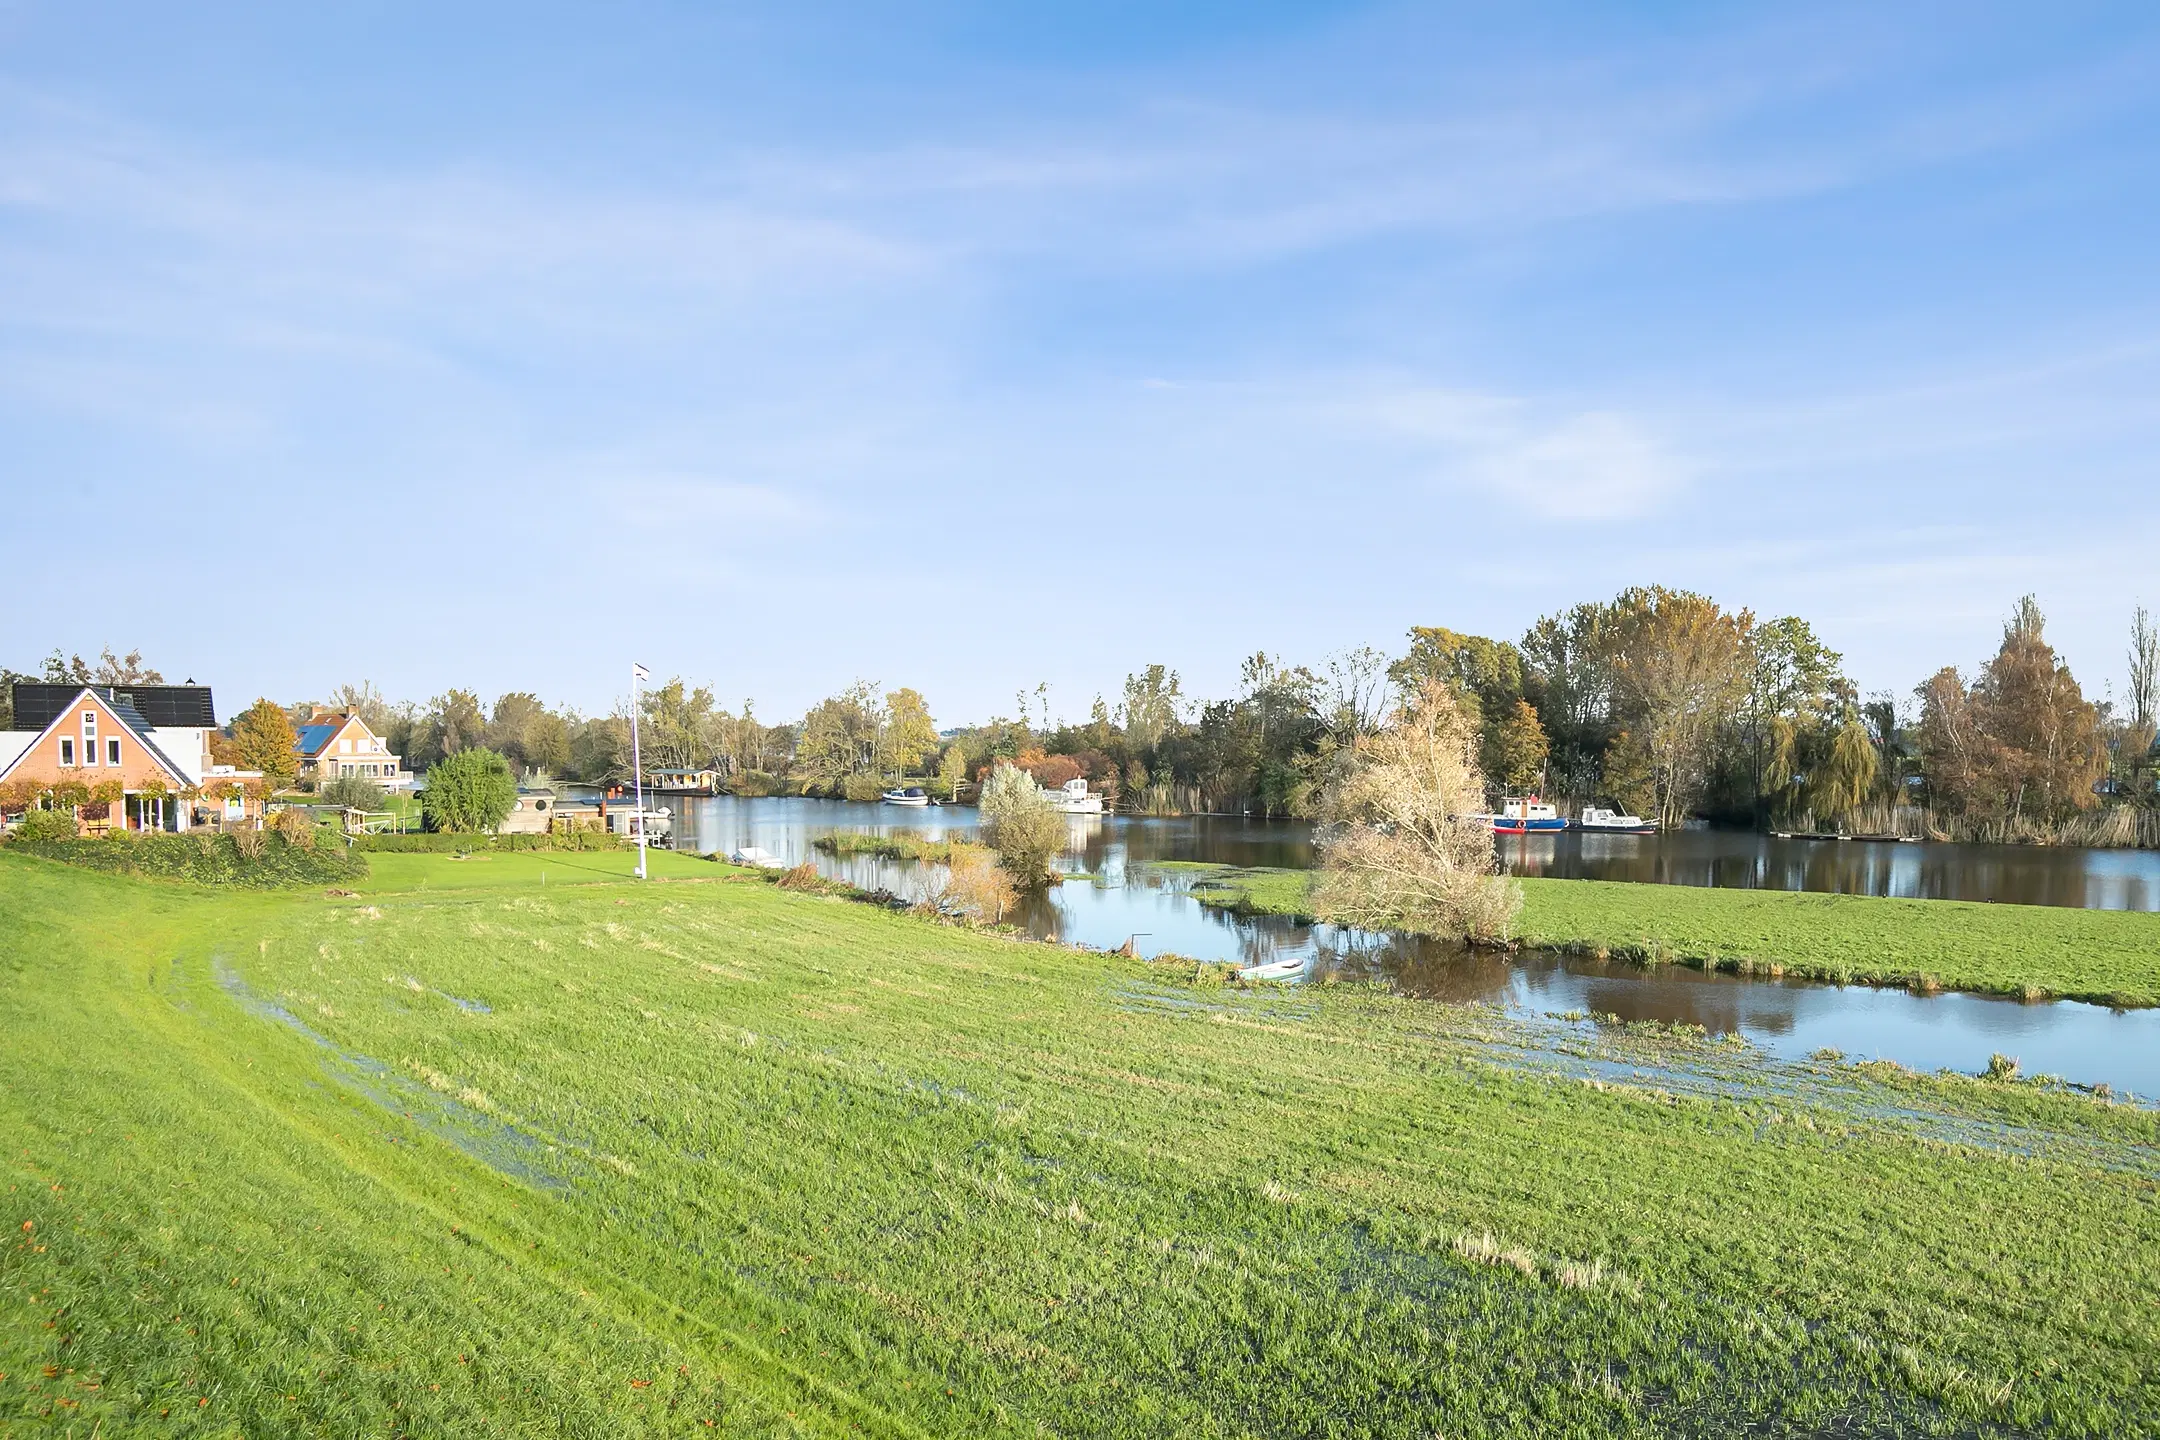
xmin=0 ymin=683 xmax=262 ymax=832
xmin=295 ymin=710 xmax=412 ymax=789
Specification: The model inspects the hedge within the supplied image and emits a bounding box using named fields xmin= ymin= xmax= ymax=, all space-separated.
xmin=353 ymin=830 xmax=624 ymax=854
xmin=6 ymin=833 xmax=369 ymax=888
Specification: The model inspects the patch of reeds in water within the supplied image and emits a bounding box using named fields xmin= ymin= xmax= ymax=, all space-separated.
xmin=1816 ymin=801 xmax=2160 ymax=849
xmin=813 ymin=832 xmax=959 ymax=864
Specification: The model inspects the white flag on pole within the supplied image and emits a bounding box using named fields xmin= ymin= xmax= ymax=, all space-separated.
xmin=632 ymin=662 xmax=649 ymax=682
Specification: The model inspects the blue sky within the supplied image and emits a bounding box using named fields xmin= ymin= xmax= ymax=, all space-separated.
xmin=3 ymin=2 xmax=2157 ymax=726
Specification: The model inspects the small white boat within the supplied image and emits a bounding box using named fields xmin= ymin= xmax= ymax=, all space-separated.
xmin=1045 ymin=777 xmax=1103 ymax=814
xmin=1238 ymin=957 xmax=1305 ymax=983
xmin=1576 ymin=807 xmax=1657 ymax=834
xmin=729 ymin=845 xmax=790 ymax=869
xmin=881 ymin=786 xmax=931 ymax=807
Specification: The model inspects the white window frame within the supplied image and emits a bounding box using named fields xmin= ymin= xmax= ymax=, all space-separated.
xmin=108 ymin=738 xmax=122 ymax=767
xmin=59 ymin=737 xmax=76 ymax=766
xmin=81 ymin=710 xmax=98 ymax=765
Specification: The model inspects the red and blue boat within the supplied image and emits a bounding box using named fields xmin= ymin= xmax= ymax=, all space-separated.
xmin=1488 ymin=796 xmax=1566 ymax=833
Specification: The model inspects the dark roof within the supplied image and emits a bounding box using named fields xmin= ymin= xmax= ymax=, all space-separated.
xmin=10 ymin=683 xmax=216 ymax=730
xmin=1 ymin=686 xmax=194 ymax=786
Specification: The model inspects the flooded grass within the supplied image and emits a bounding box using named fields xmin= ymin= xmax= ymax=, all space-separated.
xmin=1162 ymin=862 xmax=2160 ymax=1006
xmin=2 ymin=850 xmax=2157 ymax=1436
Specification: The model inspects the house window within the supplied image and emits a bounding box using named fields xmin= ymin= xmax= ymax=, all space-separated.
xmin=59 ymin=738 xmax=75 ymax=766
xmin=81 ymin=711 xmax=98 ymax=765
xmin=108 ymin=738 xmax=122 ymax=766
xmin=341 ymin=738 xmax=352 ymax=753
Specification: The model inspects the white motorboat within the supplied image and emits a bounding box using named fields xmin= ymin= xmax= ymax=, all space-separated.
xmin=1576 ymin=806 xmax=1657 ymax=834
xmin=1045 ymin=777 xmax=1103 ymax=814
xmin=881 ymin=786 xmax=931 ymax=806
xmin=1237 ymin=957 xmax=1305 ymax=983
xmin=729 ymin=845 xmax=790 ymax=869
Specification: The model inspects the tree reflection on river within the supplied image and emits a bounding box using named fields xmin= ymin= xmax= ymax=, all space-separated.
xmin=661 ymin=797 xmax=2160 ymax=1095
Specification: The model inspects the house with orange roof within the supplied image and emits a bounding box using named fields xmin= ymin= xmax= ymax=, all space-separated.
xmin=294 ymin=710 xmax=412 ymax=790
xmin=0 ymin=682 xmax=263 ymax=833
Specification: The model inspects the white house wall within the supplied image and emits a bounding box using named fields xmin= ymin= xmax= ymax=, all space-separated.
xmin=149 ymin=728 xmax=212 ymax=786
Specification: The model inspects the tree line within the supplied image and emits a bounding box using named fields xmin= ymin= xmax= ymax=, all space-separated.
xmin=9 ymin=587 xmax=2156 ymax=840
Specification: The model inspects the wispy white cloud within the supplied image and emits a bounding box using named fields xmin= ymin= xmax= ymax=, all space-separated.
xmin=1337 ymin=386 xmax=1690 ymax=521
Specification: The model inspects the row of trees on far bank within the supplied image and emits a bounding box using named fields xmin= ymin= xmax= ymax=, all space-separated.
xmin=15 ymin=588 xmax=2155 ymax=841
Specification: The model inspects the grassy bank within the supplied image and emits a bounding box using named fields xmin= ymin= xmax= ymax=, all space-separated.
xmin=3 ymin=850 xmax=2157 ymax=1436
xmin=813 ymin=831 xmax=960 ymax=863
xmin=1153 ymin=863 xmax=2160 ymax=1006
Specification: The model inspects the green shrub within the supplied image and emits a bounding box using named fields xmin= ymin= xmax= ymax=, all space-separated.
xmin=7 ymin=808 xmax=79 ymax=844
xmin=842 ymin=773 xmax=887 ymax=803
xmin=320 ymin=774 xmax=388 ymax=811
xmin=8 ymin=832 xmax=367 ymax=887
xmin=729 ymin=770 xmax=781 ymax=797
xmin=421 ymin=748 xmax=518 ymax=833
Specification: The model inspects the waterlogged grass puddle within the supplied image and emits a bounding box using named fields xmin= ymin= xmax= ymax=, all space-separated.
xmin=651 ymin=800 xmax=2160 ymax=1092
xmin=7 ymin=853 xmax=2159 ymax=1435
xmin=210 ymin=953 xmax=566 ymax=1190
xmin=811 ymin=848 xmax=2160 ymax=1095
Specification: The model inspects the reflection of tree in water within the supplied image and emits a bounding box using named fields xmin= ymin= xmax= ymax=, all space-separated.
xmin=1012 ymin=886 xmax=1066 ymax=939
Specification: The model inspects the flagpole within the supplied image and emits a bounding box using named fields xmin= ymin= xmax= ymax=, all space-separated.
xmin=631 ymin=662 xmax=649 ymax=880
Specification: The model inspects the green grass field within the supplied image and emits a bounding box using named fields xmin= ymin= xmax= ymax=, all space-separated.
xmin=3 ymin=850 xmax=2157 ymax=1436
xmin=1157 ymin=863 xmax=2160 ymax=1006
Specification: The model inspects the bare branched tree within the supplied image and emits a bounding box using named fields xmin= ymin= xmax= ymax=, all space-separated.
xmin=1311 ymin=679 xmax=1520 ymax=942
xmin=2130 ymin=605 xmax=2157 ymax=736
xmin=1323 ymin=646 xmax=1391 ymax=742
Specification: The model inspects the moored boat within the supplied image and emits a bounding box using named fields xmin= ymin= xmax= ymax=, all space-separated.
xmin=1576 ymin=806 xmax=1657 ymax=835
xmin=881 ymin=786 xmax=931 ymax=806
xmin=1489 ymin=796 xmax=1565 ymax=833
xmin=1045 ymin=777 xmax=1104 ymax=814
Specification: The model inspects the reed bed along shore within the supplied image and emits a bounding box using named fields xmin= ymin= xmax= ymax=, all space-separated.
xmin=1801 ymin=801 xmax=2160 ymax=849
xmin=1155 ymin=863 xmax=2160 ymax=1006
xmin=2 ymin=850 xmax=2156 ymax=1436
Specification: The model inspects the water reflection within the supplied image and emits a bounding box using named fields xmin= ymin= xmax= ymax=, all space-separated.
xmin=662 ymin=797 xmax=2160 ymax=1095
xmin=1502 ymin=830 xmax=2160 ymax=911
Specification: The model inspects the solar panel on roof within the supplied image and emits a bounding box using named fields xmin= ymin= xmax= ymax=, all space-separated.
xmin=8 ymin=684 xmax=217 ymax=730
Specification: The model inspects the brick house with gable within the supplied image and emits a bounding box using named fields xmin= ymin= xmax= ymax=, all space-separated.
xmin=294 ymin=711 xmax=411 ymax=790
xmin=0 ymin=683 xmax=263 ymax=833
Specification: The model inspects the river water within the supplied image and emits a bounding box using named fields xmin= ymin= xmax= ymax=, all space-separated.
xmin=660 ymin=797 xmax=2160 ymax=1097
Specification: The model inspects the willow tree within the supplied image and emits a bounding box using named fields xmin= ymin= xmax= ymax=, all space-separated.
xmin=1312 ymin=679 xmax=1519 ymax=942
xmin=1806 ymin=713 xmax=1879 ymax=823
